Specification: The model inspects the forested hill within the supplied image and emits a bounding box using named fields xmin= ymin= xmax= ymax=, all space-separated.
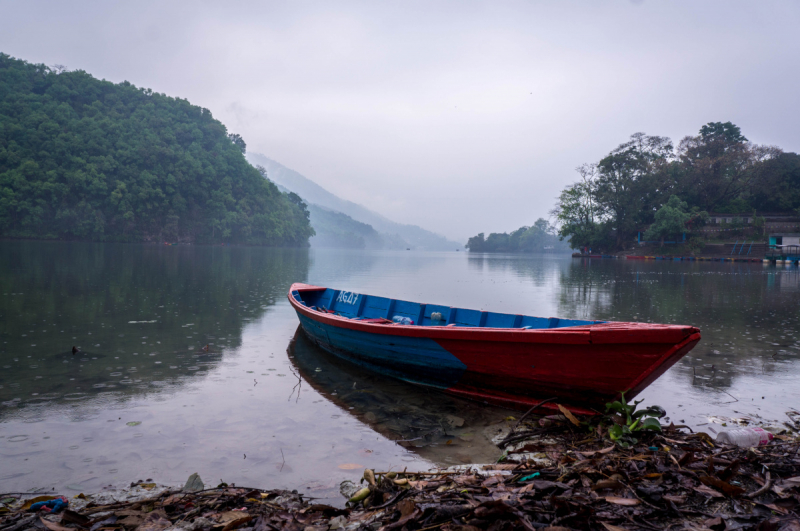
xmin=0 ymin=54 xmax=314 ymax=245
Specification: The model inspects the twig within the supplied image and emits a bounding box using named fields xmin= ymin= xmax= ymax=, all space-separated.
xmin=717 ymin=389 xmax=739 ymax=403
xmin=550 ymin=512 xmax=577 ymax=526
xmin=280 ymin=448 xmax=286 ymax=472
xmin=627 ymin=515 xmax=662 ymax=531
xmin=393 ymin=437 xmax=423 ymax=443
xmin=374 ymin=471 xmax=461 ymax=476
xmin=499 ymin=397 xmax=558 ymax=446
xmin=499 ymin=430 xmax=550 ymax=448
xmin=366 ymin=489 xmax=410 ymax=510
xmin=288 ymin=367 xmax=302 ymax=403
xmin=0 ymin=515 xmax=38 ymax=531
xmin=619 ymin=480 xmax=660 ymax=511
xmin=762 ymin=441 xmax=800 ymax=448
xmin=745 ymin=471 xmax=772 ymax=499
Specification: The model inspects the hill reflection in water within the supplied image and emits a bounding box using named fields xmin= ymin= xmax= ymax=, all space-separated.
xmin=0 ymin=241 xmax=310 ymax=421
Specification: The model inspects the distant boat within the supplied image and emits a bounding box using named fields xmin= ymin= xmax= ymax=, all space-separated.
xmin=288 ymin=283 xmax=701 ymax=413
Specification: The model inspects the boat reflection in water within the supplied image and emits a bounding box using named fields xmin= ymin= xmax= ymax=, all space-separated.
xmin=288 ymin=328 xmax=510 ymax=467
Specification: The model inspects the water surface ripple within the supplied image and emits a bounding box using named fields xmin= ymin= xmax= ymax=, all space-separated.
xmin=1 ymin=242 xmax=798 ymax=501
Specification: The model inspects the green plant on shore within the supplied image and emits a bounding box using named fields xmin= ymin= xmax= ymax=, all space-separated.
xmin=685 ymin=236 xmax=705 ymax=256
xmin=604 ymin=391 xmax=666 ymax=448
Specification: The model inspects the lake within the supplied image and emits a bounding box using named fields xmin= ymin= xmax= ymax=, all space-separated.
xmin=1 ymin=241 xmax=799 ymax=502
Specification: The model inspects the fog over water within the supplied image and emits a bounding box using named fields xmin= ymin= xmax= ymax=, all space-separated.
xmin=1 ymin=243 xmax=798 ymax=501
xmin=2 ymin=1 xmax=798 ymax=240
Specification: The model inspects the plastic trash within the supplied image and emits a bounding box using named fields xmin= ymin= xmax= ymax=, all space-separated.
xmin=30 ymin=496 xmax=68 ymax=513
xmin=715 ymin=427 xmax=774 ymax=447
xmin=392 ymin=316 xmax=414 ymax=325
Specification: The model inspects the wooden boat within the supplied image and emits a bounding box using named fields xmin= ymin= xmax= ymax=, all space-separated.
xmin=288 ymin=283 xmax=701 ymax=413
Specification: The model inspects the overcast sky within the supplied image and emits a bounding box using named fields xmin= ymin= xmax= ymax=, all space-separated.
xmin=2 ymin=1 xmax=799 ymax=241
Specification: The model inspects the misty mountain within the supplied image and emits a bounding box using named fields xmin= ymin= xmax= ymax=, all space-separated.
xmin=307 ymin=204 xmax=408 ymax=250
xmin=264 ymin=178 xmax=409 ymax=250
xmin=246 ymin=153 xmax=461 ymax=250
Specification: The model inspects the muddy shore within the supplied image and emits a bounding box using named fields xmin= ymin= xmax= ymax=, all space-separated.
xmin=3 ymin=408 xmax=799 ymax=531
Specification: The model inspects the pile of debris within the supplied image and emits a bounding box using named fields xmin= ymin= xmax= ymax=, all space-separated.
xmin=2 ymin=407 xmax=800 ymax=530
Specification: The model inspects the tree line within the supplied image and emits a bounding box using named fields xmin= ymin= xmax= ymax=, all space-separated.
xmin=466 ymin=218 xmax=568 ymax=252
xmin=0 ymin=54 xmax=314 ymax=245
xmin=551 ymin=122 xmax=800 ymax=251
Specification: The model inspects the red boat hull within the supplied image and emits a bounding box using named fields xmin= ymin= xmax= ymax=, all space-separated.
xmin=289 ymin=283 xmax=701 ymax=413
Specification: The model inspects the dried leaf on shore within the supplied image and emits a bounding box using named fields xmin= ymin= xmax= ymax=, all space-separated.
xmin=39 ymin=517 xmax=73 ymax=531
xmin=2 ymin=406 xmax=799 ymax=531
xmin=557 ymin=404 xmax=580 ymax=426
xmin=601 ymin=523 xmax=629 ymax=531
xmin=699 ymin=475 xmax=745 ymax=497
xmin=693 ymin=484 xmax=726 ymax=498
xmin=604 ymin=496 xmax=640 ymax=506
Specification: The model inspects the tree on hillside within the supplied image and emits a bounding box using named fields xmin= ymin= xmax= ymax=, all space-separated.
xmin=595 ymin=133 xmax=676 ymax=249
xmin=286 ymin=192 xmax=312 ymax=224
xmin=518 ymin=219 xmax=556 ymax=251
xmin=465 ymin=232 xmax=485 ymax=251
xmin=677 ymin=122 xmax=780 ymax=212
xmin=643 ymin=195 xmax=707 ymax=247
xmin=643 ymin=195 xmax=689 ymax=246
xmin=0 ymin=54 xmax=313 ymax=245
xmin=745 ymin=152 xmax=800 ymax=213
xmin=551 ymin=164 xmax=606 ymax=250
xmin=228 ymin=133 xmax=246 ymax=154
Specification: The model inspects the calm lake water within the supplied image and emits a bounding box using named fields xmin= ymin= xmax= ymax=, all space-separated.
xmin=1 ymin=242 xmax=799 ymax=501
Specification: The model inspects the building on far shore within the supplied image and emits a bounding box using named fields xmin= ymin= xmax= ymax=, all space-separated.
xmin=705 ymin=212 xmax=799 ymax=230
xmin=769 ymin=233 xmax=800 ymax=246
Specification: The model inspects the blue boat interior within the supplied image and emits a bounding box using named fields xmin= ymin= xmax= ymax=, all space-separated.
xmin=292 ymin=288 xmax=604 ymax=329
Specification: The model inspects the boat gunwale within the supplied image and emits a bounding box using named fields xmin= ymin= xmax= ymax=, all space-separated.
xmin=288 ymin=283 xmax=699 ymax=345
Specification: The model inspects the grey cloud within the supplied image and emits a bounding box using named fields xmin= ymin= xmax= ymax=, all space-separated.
xmin=1 ymin=0 xmax=798 ymax=241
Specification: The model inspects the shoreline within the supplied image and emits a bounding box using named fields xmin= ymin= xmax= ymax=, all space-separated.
xmin=4 ymin=409 xmax=799 ymax=531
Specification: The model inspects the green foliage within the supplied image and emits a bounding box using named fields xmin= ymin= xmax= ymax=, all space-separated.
xmin=699 ymin=121 xmax=747 ymax=144
xmin=749 ymin=153 xmax=800 ymax=213
xmin=465 ymin=218 xmax=566 ymax=252
xmin=643 ymin=195 xmax=691 ymax=245
xmin=0 ymin=54 xmax=314 ymax=245
xmin=685 ymin=236 xmax=705 ymax=255
xmin=551 ymin=164 xmax=606 ymax=250
xmin=595 ymin=133 xmax=675 ymax=249
xmin=552 ymin=122 xmax=797 ymax=252
xmin=604 ymin=392 xmax=665 ymax=447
